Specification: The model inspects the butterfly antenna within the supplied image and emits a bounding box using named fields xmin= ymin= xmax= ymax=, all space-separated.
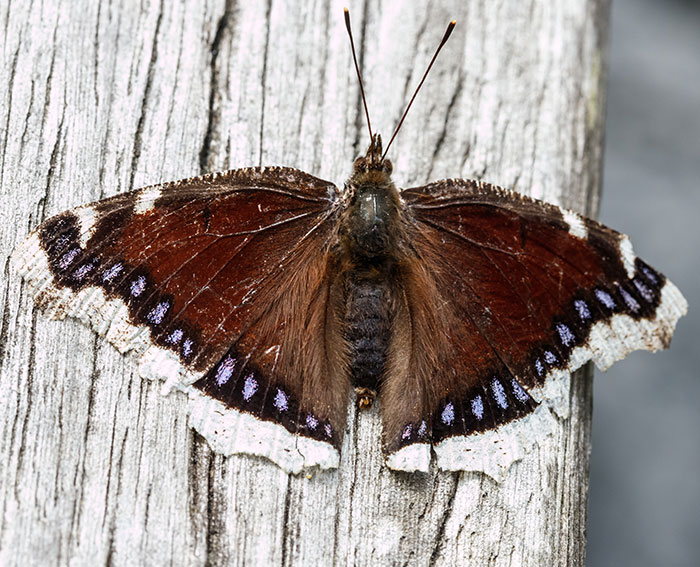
xmin=344 ymin=8 xmax=373 ymax=143
xmin=382 ymin=20 xmax=456 ymax=159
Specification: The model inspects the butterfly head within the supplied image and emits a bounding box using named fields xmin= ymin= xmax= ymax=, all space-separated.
xmin=349 ymin=134 xmax=393 ymax=187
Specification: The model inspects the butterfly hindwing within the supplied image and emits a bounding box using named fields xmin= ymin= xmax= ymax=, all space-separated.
xmin=381 ymin=179 xmax=687 ymax=478
xmin=11 ymin=167 xmax=349 ymax=473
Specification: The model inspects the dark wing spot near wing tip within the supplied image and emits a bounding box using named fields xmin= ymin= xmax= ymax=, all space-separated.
xmin=586 ymin=229 xmax=630 ymax=281
xmin=40 ymin=206 xmax=141 ymax=294
xmin=616 ymin=282 xmax=642 ymax=314
xmin=40 ymin=214 xmax=94 ymax=292
xmin=635 ymin=257 xmax=664 ymax=287
xmin=593 ymin=286 xmax=617 ymax=313
xmin=593 ymin=277 xmax=654 ymax=321
xmin=633 ymin=277 xmax=656 ymax=304
xmin=40 ymin=212 xmax=80 ymax=255
xmin=87 ymin=209 xmax=133 ymax=250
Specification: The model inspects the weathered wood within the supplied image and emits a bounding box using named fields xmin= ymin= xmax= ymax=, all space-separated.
xmin=0 ymin=1 xmax=609 ymax=565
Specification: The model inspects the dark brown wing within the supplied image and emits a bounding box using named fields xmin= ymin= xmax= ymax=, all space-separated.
xmin=12 ymin=167 xmax=348 ymax=473
xmin=383 ymin=178 xmax=686 ymax=477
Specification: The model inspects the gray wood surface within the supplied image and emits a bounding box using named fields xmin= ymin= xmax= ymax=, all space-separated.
xmin=0 ymin=1 xmax=609 ymax=565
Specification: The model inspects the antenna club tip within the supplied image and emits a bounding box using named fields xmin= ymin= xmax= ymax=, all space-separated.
xmin=344 ymin=7 xmax=349 ymax=14
xmin=450 ymin=20 xmax=456 ymax=26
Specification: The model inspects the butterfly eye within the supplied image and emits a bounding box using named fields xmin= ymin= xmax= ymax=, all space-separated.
xmin=353 ymin=157 xmax=368 ymax=173
xmin=382 ymin=159 xmax=393 ymax=175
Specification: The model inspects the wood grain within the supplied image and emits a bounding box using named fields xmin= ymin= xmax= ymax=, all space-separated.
xmin=0 ymin=0 xmax=609 ymax=565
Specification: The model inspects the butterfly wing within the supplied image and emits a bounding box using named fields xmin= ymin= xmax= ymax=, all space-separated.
xmin=382 ymin=178 xmax=687 ymax=478
xmin=11 ymin=167 xmax=349 ymax=473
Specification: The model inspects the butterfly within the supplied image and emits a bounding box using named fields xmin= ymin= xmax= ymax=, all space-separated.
xmin=10 ymin=11 xmax=687 ymax=479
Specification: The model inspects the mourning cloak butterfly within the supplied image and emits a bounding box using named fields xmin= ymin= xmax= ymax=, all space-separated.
xmin=10 ymin=11 xmax=687 ymax=479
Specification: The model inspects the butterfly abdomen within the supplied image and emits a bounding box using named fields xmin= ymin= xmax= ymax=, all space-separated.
xmin=343 ymin=268 xmax=395 ymax=407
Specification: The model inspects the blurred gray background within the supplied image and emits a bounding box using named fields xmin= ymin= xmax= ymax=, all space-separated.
xmin=588 ymin=0 xmax=700 ymax=565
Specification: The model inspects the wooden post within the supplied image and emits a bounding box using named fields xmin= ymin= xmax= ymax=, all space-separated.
xmin=0 ymin=1 xmax=609 ymax=565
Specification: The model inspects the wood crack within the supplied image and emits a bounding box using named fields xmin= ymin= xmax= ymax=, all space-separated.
xmin=427 ymin=69 xmax=464 ymax=180
xmin=257 ymin=0 xmax=272 ymax=167
xmin=428 ymin=475 xmax=459 ymax=566
xmin=129 ymin=0 xmax=164 ymax=190
xmin=0 ymin=260 xmax=14 ymax=365
xmin=12 ymin=309 xmax=38 ymax=501
xmin=199 ymin=0 xmax=235 ymax=173
xmin=68 ymin=334 xmax=101 ymax=547
xmin=281 ymin=475 xmax=293 ymax=566
xmin=0 ymin=42 xmax=21 ymax=183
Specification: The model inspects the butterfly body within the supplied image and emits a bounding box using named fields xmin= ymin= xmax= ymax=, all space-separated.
xmin=336 ymin=134 xmax=404 ymax=410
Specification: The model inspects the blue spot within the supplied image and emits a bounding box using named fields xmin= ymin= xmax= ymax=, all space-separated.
xmin=242 ymin=373 xmax=257 ymax=401
xmin=634 ymin=278 xmax=654 ymax=302
xmin=471 ymin=395 xmax=484 ymax=420
xmin=166 ymin=329 xmax=183 ymax=344
xmin=595 ymin=288 xmax=615 ymax=309
xmin=102 ymin=262 xmax=123 ymax=283
xmin=574 ymin=299 xmax=591 ymax=321
xmin=130 ymin=276 xmax=146 ymax=297
xmin=73 ymin=260 xmax=97 ymax=281
xmin=58 ymin=248 xmax=80 ymax=270
xmin=641 ymin=265 xmax=658 ymax=284
xmin=305 ymin=414 xmax=319 ymax=430
xmin=544 ymin=350 xmax=557 ymax=365
xmin=535 ymin=358 xmax=544 ymax=377
xmin=274 ymin=389 xmax=288 ymax=412
xmin=511 ymin=378 xmax=530 ymax=403
xmin=556 ymin=323 xmax=575 ymax=347
xmin=215 ymin=356 xmax=236 ymax=386
xmin=618 ymin=285 xmax=640 ymax=312
xmin=441 ymin=402 xmax=455 ymax=426
xmin=147 ymin=301 xmax=170 ymax=325
xmin=491 ymin=379 xmax=508 ymax=409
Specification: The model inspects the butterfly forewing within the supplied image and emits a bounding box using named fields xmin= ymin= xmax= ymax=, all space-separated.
xmin=381 ymin=178 xmax=687 ymax=475
xmin=13 ymin=167 xmax=349 ymax=472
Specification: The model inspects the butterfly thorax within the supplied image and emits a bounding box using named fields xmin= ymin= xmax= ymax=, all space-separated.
xmin=341 ymin=134 xmax=400 ymax=260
